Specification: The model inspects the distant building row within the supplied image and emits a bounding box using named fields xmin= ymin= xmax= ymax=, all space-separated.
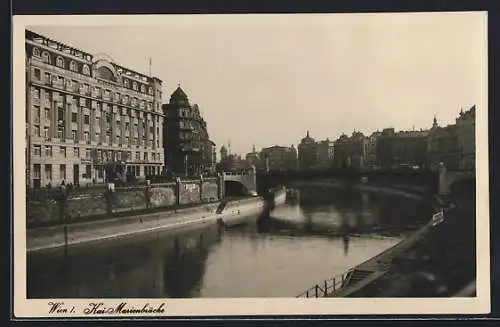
xmin=298 ymin=105 xmax=475 ymax=171
xmin=236 ymin=105 xmax=475 ymax=172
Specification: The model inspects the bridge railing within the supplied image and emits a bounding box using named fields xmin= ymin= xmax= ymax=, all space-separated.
xmin=296 ymin=269 xmax=353 ymax=298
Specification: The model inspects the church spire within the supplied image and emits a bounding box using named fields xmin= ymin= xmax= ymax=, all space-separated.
xmin=432 ymin=115 xmax=438 ymax=129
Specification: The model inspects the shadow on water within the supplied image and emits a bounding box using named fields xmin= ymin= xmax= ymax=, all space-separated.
xmin=27 ymin=222 xmax=225 ymax=298
xmin=28 ymin=184 xmax=432 ymax=299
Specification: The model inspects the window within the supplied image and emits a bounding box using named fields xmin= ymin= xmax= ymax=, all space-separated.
xmin=42 ymin=52 xmax=50 ymax=63
xmin=60 ymin=164 xmax=66 ymax=180
xmin=141 ymin=85 xmax=146 ymax=93
xmin=73 ymin=147 xmax=79 ymax=157
xmin=60 ymin=146 xmax=66 ymax=157
xmin=136 ymin=152 xmax=140 ymax=160
xmin=152 ymin=153 xmax=156 ymax=161
xmin=33 ymin=164 xmax=41 ymax=179
xmin=70 ymin=61 xmax=78 ymax=72
xmin=85 ymin=165 xmax=91 ymax=178
xmin=71 ymin=112 xmax=77 ymax=122
xmin=57 ymin=107 xmax=64 ymax=122
xmin=44 ymin=127 xmax=49 ymax=138
xmin=33 ymin=125 xmax=40 ymax=137
xmin=132 ymin=82 xmax=138 ymax=91
xmin=85 ymin=148 xmax=91 ymax=159
xmin=33 ymin=145 xmax=41 ymax=156
xmin=57 ymin=127 xmax=64 ymax=139
xmin=71 ymin=130 xmax=77 ymax=140
xmin=32 ymin=47 xmax=40 ymax=57
xmin=148 ymin=87 xmax=153 ymax=95
xmin=82 ymin=64 xmax=90 ymax=75
xmin=44 ymin=145 xmax=52 ymax=157
xmin=144 ymin=152 xmax=148 ymax=161
xmin=45 ymin=164 xmax=52 ymax=180
xmin=127 ymin=152 xmax=131 ymax=160
xmin=44 ymin=108 xmax=50 ymax=120
xmin=34 ymin=68 xmax=41 ymax=80
xmin=124 ymin=79 xmax=129 ymax=88
xmin=84 ymin=115 xmax=90 ymax=124
xmin=117 ymin=152 xmax=121 ymax=160
xmin=56 ymin=56 xmax=65 ymax=68
xmin=83 ymin=132 xmax=89 ymax=142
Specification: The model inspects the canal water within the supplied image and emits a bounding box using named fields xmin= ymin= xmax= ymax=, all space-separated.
xmin=27 ymin=185 xmax=432 ymax=298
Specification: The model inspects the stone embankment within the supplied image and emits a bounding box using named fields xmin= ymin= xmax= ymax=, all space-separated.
xmin=28 ymin=187 xmax=287 ymax=253
xmin=294 ymin=178 xmax=475 ymax=298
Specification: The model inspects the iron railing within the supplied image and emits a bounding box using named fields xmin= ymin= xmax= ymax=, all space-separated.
xmin=296 ymin=269 xmax=353 ymax=298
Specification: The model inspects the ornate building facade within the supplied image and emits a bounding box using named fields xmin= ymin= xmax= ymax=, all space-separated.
xmin=260 ymin=145 xmax=298 ymax=171
xmin=315 ymin=139 xmax=335 ymax=168
xmin=163 ymin=86 xmax=216 ymax=177
xmin=427 ymin=116 xmax=459 ymax=171
xmin=297 ymin=131 xmax=317 ymax=169
xmin=25 ymin=30 xmax=164 ymax=188
xmin=377 ymin=128 xmax=428 ymax=169
xmin=333 ymin=131 xmax=366 ymax=169
xmin=456 ymin=105 xmax=476 ymax=171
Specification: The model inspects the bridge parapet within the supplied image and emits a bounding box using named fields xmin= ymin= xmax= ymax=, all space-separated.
xmin=221 ymin=166 xmax=257 ymax=194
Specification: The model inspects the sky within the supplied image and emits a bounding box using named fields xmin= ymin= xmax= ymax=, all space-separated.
xmin=27 ymin=12 xmax=487 ymax=156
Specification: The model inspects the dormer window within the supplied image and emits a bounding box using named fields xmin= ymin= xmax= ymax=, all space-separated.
xmin=41 ymin=51 xmax=50 ymax=64
xmin=70 ymin=61 xmax=78 ymax=72
xmin=32 ymin=47 xmax=40 ymax=57
xmin=56 ymin=56 xmax=65 ymax=68
xmin=82 ymin=64 xmax=90 ymax=75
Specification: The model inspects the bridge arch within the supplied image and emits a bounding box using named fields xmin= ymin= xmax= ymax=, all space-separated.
xmin=221 ymin=167 xmax=257 ymax=196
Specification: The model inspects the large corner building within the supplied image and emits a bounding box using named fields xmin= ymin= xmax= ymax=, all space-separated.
xmin=162 ymin=86 xmax=216 ymax=177
xmin=25 ymin=30 xmax=165 ymax=188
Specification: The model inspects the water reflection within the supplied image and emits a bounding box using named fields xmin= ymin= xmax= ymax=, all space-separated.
xmin=28 ymin=185 xmax=430 ymax=298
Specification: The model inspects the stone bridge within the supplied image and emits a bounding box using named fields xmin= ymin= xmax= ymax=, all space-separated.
xmin=221 ymin=167 xmax=257 ymax=195
xmin=255 ymin=166 xmax=475 ymax=196
xmin=438 ymin=166 xmax=475 ymax=196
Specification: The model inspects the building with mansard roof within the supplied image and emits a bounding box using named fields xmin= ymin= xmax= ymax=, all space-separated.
xmin=25 ymin=30 xmax=165 ymax=188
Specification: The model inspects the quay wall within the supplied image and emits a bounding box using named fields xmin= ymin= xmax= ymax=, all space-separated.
xmin=27 ymin=176 xmax=223 ymax=228
xmin=27 ymin=187 xmax=287 ymax=253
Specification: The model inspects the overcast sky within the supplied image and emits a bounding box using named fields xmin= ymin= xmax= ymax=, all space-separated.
xmin=28 ymin=12 xmax=486 ymax=156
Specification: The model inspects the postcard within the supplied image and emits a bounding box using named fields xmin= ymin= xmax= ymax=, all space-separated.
xmin=12 ymin=12 xmax=489 ymax=318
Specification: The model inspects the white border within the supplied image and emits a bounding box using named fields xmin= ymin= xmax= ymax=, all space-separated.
xmin=12 ymin=13 xmax=490 ymax=317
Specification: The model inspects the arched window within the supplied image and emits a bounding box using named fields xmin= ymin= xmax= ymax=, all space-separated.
xmin=32 ymin=47 xmax=40 ymax=57
xmin=124 ymin=79 xmax=129 ymax=88
xmin=56 ymin=56 xmax=65 ymax=68
xmin=82 ymin=64 xmax=90 ymax=75
xmin=140 ymin=84 xmax=146 ymax=93
xmin=41 ymin=51 xmax=50 ymax=63
xmin=70 ymin=61 xmax=78 ymax=72
xmin=132 ymin=82 xmax=138 ymax=91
